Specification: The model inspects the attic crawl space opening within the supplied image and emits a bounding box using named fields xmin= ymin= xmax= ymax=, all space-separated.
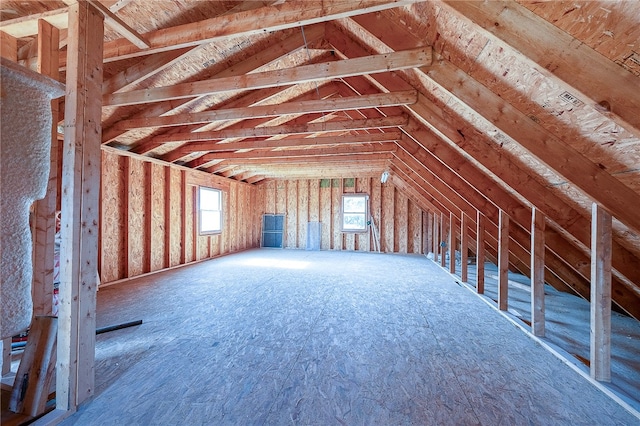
xmin=0 ymin=0 xmax=639 ymax=423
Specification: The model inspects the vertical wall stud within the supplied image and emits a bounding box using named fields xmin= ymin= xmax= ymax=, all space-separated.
xmin=460 ymin=213 xmax=469 ymax=282
xmin=590 ymin=203 xmax=612 ymax=382
xmin=498 ymin=209 xmax=509 ymax=311
xmin=476 ymin=211 xmax=485 ymax=294
xmin=531 ymin=207 xmax=545 ymax=336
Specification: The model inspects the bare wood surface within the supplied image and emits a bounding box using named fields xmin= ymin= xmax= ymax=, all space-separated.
xmin=531 ymin=207 xmax=545 ymax=337
xmin=57 ymin=1 xmax=104 ymax=409
xmin=591 ymin=203 xmax=612 ymax=382
xmin=103 ymin=48 xmax=431 ymax=106
xmin=115 ymin=90 xmax=417 ymax=130
xmin=498 ymin=210 xmax=509 ymax=311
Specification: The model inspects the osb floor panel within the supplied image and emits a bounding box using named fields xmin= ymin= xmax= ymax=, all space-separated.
xmin=61 ymin=249 xmax=638 ymax=425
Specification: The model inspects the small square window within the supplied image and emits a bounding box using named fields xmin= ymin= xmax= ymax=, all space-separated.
xmin=199 ymin=187 xmax=222 ymax=234
xmin=342 ymin=194 xmax=368 ymax=232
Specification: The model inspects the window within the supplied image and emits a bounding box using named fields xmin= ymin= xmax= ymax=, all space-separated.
xmin=199 ymin=187 xmax=222 ymax=234
xmin=342 ymin=194 xmax=368 ymax=232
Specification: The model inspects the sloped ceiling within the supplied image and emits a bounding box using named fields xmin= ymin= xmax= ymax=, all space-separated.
xmin=1 ymin=0 xmax=639 ymax=318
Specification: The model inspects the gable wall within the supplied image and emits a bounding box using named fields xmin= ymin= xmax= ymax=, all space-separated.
xmin=258 ymin=178 xmax=426 ymax=254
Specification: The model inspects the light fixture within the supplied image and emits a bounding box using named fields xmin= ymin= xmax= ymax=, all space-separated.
xmin=381 ymin=171 xmax=390 ymax=184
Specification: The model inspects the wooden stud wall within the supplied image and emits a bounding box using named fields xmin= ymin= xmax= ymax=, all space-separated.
xmin=100 ymin=150 xmax=262 ymax=284
xmin=259 ymin=178 xmax=426 ymax=254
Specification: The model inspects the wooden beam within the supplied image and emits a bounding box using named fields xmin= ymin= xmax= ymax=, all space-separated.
xmin=164 ymin=131 xmax=402 ymax=161
xmin=445 ymin=0 xmax=640 ymax=134
xmin=87 ymin=0 xmax=423 ymax=64
xmin=0 ymin=31 xmax=17 ymax=60
xmin=87 ymin=0 xmax=149 ymax=49
xmin=440 ymin=212 xmax=447 ymax=268
xmin=115 ymin=90 xmax=418 ymax=130
xmin=103 ymin=48 xmax=431 ymax=106
xmin=449 ymin=212 xmax=457 ymax=274
xmin=103 ymin=24 xmax=326 ymax=144
xmin=531 ymin=207 xmax=545 ymax=337
xmin=57 ymin=1 xmax=103 ymax=410
xmin=102 ymin=47 xmax=194 ymax=94
xmin=590 ymin=203 xmax=612 ymax=382
xmin=152 ymin=114 xmax=408 ymax=144
xmin=461 ymin=212 xmax=469 ymax=283
xmin=423 ymin=60 xmax=640 ymax=235
xmin=498 ymin=210 xmax=509 ymax=311
xmin=203 ymin=142 xmax=395 ymax=161
xmin=341 ymin=17 xmax=640 ymax=294
xmin=32 ymin=19 xmax=60 ymax=317
xmin=476 ymin=210 xmax=485 ymax=294
xmin=0 ymin=8 xmax=69 ymax=39
xmin=220 ymin=152 xmax=393 ymax=165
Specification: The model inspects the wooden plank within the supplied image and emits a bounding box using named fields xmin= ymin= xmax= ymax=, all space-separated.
xmin=164 ymin=167 xmax=172 ymax=268
xmin=32 ymin=19 xmax=60 ymax=316
xmin=449 ymin=212 xmax=457 ymax=274
xmin=86 ymin=0 xmax=149 ymax=49
xmin=531 ymin=207 xmax=545 ymax=337
xmin=116 ymin=90 xmax=418 ymax=130
xmin=320 ymin=180 xmax=332 ymax=250
xmin=202 ymin=142 xmax=396 ymax=161
xmin=0 ymin=9 xmax=69 ymax=39
xmin=104 ymin=48 xmax=430 ymax=106
xmin=153 ymin=115 xmax=408 ymax=145
xmin=297 ymin=180 xmax=308 ymax=249
xmin=332 ymin=179 xmax=342 ymax=250
xmin=128 ymin=158 xmax=144 ymax=276
xmin=104 ymin=26 xmax=327 ymax=146
xmin=163 ymin=131 xmax=402 ymax=160
xmin=446 ymin=0 xmax=640 ymax=134
xmin=346 ymin=18 xmax=640 ymax=297
xmin=461 ymin=213 xmax=469 ymax=283
xmin=122 ymin=156 xmax=131 ymax=277
xmin=381 ymin=183 xmax=395 ymax=253
xmin=286 ymin=181 xmax=297 ymax=249
xmin=9 ymin=316 xmax=57 ymax=417
xmin=590 ymin=203 xmax=612 ymax=382
xmin=0 ymin=30 xmax=17 ymax=60
xmin=476 ymin=211 xmax=485 ymax=294
xmin=440 ymin=213 xmax=447 ymax=268
xmin=102 ymin=47 xmax=194 ymax=95
xmin=423 ymin=60 xmax=640 ymax=235
xmin=498 ymin=210 xmax=509 ymax=311
xmin=57 ymin=1 xmax=103 ymax=410
xmin=143 ymin=162 xmax=153 ymax=273
xmin=88 ymin=0 xmax=423 ymax=64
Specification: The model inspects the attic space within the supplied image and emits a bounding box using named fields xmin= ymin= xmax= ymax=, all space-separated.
xmin=1 ymin=0 xmax=639 ymax=424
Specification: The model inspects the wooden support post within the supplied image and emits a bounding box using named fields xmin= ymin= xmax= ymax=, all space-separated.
xmin=440 ymin=212 xmax=447 ymax=268
xmin=423 ymin=211 xmax=431 ymax=255
xmin=498 ymin=210 xmax=509 ymax=311
xmin=164 ymin=166 xmax=172 ymax=268
xmin=123 ymin=156 xmax=131 ymax=277
xmin=433 ymin=213 xmax=439 ymax=259
xmin=32 ymin=20 xmax=60 ymax=317
xmin=10 ymin=316 xmax=57 ymax=417
xmin=143 ymin=162 xmax=152 ymax=273
xmin=193 ymin=186 xmax=199 ymax=261
xmin=476 ymin=211 xmax=485 ymax=294
xmin=461 ymin=213 xmax=469 ymax=283
xmin=449 ymin=212 xmax=456 ymax=274
xmin=57 ymin=1 xmax=104 ymax=410
xmin=590 ymin=203 xmax=612 ymax=382
xmin=531 ymin=207 xmax=545 ymax=336
xmin=2 ymin=338 xmax=10 ymax=375
xmin=180 ymin=170 xmax=187 ymax=264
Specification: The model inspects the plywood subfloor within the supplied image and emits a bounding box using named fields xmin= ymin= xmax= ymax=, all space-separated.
xmin=62 ymin=249 xmax=637 ymax=425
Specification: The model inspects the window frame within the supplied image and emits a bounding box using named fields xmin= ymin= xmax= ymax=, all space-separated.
xmin=198 ymin=186 xmax=223 ymax=235
xmin=341 ymin=193 xmax=369 ymax=233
